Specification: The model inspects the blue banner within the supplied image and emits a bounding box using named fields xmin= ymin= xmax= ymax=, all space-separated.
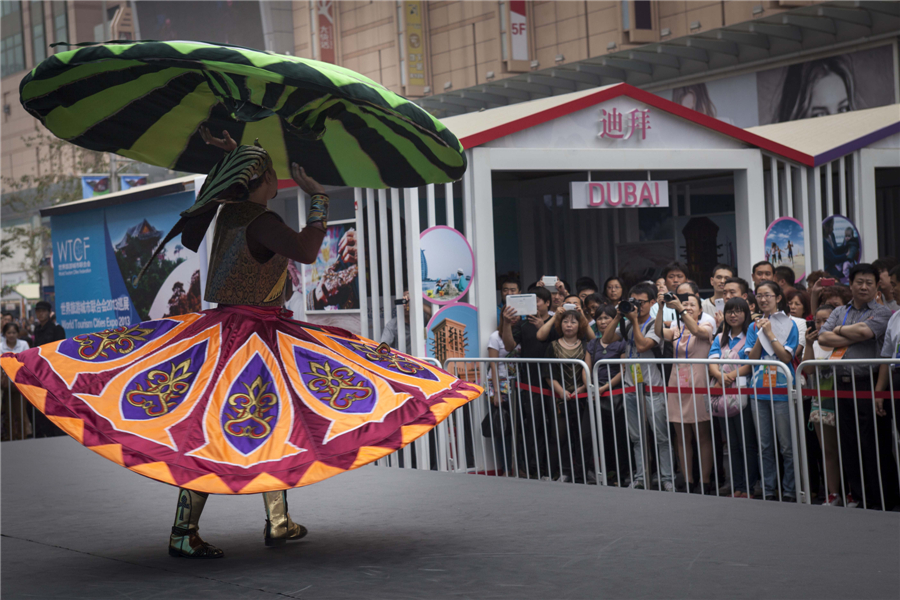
xmin=81 ymin=175 xmax=111 ymax=198
xmin=120 ymin=174 xmax=149 ymax=190
xmin=52 ymin=190 xmax=204 ymax=336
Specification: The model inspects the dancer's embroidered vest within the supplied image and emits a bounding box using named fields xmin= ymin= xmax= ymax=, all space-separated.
xmin=205 ymin=203 xmax=288 ymax=307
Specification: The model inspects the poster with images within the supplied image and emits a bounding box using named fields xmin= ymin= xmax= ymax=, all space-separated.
xmin=764 ymin=217 xmax=806 ymax=283
xmin=425 ymin=303 xmax=480 ymax=381
xmin=51 ymin=190 xmax=202 ymax=337
xmin=301 ymin=220 xmax=360 ymax=313
xmin=822 ymin=215 xmax=861 ymax=284
xmin=420 ymin=225 xmax=475 ymax=305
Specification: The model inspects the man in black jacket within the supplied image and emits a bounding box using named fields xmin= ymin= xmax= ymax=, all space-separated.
xmin=31 ymin=301 xmax=66 ymax=437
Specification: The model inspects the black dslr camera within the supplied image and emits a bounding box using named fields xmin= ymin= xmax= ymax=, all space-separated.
xmin=618 ymin=298 xmax=637 ymax=314
xmin=663 ymin=292 xmax=677 ymax=303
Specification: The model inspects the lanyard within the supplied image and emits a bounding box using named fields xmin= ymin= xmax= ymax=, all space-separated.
xmin=675 ymin=325 xmax=691 ymax=360
xmin=628 ymin=316 xmax=653 ymax=358
xmin=842 ymin=306 xmax=870 ymax=327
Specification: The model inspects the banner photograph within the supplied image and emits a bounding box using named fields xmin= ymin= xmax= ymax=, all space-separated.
xmin=51 ymin=191 xmax=202 ymax=337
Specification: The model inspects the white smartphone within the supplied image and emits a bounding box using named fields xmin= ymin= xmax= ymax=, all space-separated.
xmin=506 ymin=294 xmax=538 ymax=316
xmin=542 ymin=275 xmax=558 ymax=287
xmin=715 ymin=298 xmax=725 ymax=313
xmin=562 ymin=303 xmax=577 ymax=312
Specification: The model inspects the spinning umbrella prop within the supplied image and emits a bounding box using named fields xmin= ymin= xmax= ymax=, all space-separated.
xmin=19 ymin=40 xmax=466 ymax=188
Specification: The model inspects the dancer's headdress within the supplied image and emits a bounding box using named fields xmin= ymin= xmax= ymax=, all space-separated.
xmin=133 ymin=142 xmax=273 ymax=286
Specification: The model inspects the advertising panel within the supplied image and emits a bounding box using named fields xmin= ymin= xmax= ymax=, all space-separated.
xmin=661 ymin=45 xmax=895 ymax=128
xmin=81 ymin=175 xmax=111 ymax=198
xmin=51 ymin=191 xmax=203 ymax=337
xmin=405 ymin=1 xmax=425 ymax=87
xmin=120 ymin=174 xmax=149 ymax=190
xmin=420 ymin=226 xmax=474 ymax=305
xmin=764 ymin=217 xmax=806 ymax=283
xmin=822 ymin=215 xmax=861 ymax=284
xmin=316 ymin=0 xmax=336 ymax=63
xmin=300 ymin=220 xmax=360 ymax=313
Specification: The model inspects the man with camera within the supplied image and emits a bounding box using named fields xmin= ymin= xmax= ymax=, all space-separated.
xmin=601 ymin=282 xmax=674 ymax=491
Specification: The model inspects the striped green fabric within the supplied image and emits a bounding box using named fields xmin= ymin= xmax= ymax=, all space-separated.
xmin=20 ymin=40 xmax=466 ymax=189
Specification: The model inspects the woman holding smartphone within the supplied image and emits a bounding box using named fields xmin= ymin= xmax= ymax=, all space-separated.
xmin=742 ymin=281 xmax=800 ymax=502
xmin=655 ymin=290 xmax=717 ymax=494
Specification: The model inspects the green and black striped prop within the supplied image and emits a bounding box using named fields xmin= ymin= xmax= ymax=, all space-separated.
xmin=19 ymin=40 xmax=466 ymax=189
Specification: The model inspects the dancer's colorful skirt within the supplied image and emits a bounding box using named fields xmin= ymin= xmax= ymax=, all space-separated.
xmin=0 ymin=306 xmax=481 ymax=494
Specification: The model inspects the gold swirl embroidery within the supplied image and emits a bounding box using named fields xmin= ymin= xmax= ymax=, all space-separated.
xmin=74 ymin=325 xmax=155 ymax=360
xmin=305 ymin=361 xmax=372 ymax=410
xmin=348 ymin=341 xmax=423 ymax=375
xmin=125 ymin=359 xmax=194 ymax=416
xmin=223 ymin=376 xmax=278 ymax=439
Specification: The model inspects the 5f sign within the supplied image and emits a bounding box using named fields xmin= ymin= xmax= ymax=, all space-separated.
xmin=569 ymin=181 xmax=669 ymax=209
xmin=509 ymin=1 xmax=528 ymax=61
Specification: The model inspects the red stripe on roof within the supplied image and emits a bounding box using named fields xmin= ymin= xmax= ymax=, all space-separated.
xmin=459 ymin=83 xmax=815 ymax=166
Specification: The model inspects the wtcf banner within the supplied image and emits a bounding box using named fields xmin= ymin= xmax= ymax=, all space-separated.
xmin=51 ymin=190 xmax=204 ymax=337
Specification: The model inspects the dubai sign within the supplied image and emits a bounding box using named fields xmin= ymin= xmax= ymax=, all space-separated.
xmin=570 ymin=181 xmax=669 ymax=209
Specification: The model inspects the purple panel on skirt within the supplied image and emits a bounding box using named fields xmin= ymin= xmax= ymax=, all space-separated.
xmin=221 ymin=353 xmax=280 ymax=456
xmin=333 ymin=338 xmax=438 ymax=381
xmin=120 ymin=340 xmax=208 ymax=420
xmin=293 ymin=346 xmax=377 ymax=414
xmin=58 ymin=319 xmax=179 ymax=363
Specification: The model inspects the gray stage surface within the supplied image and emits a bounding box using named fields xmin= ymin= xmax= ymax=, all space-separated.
xmin=2 ymin=437 xmax=898 ymax=599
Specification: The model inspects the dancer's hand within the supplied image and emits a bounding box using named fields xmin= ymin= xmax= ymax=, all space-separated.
xmin=200 ymin=126 xmax=238 ymax=151
xmin=292 ymin=163 xmax=326 ymax=196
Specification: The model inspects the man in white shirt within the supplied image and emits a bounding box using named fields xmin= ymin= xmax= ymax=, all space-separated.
xmin=649 ymin=261 xmax=689 ymax=324
xmin=751 ymin=261 xmax=774 ymax=290
xmin=701 ymin=263 xmax=736 ymax=320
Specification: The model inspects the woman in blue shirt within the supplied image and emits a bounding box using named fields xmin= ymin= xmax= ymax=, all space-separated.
xmin=708 ymin=298 xmax=757 ymax=498
xmin=740 ymin=281 xmax=799 ymax=501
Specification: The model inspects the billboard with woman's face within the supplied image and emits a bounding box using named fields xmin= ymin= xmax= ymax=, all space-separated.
xmin=758 ymin=45 xmax=895 ymax=125
xmin=662 ymin=45 xmax=895 ymax=128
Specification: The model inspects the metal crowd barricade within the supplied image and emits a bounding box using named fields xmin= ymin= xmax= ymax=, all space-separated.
xmin=795 ymin=358 xmax=900 ymax=511
xmin=590 ymin=358 xmax=799 ymax=502
xmin=441 ymin=357 xmax=596 ymax=483
xmin=370 ymin=356 xmax=444 ymax=470
xmin=3 ymin=371 xmax=36 ymax=442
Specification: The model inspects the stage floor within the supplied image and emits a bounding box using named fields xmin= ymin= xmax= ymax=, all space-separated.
xmin=2 ymin=437 xmax=898 ymax=599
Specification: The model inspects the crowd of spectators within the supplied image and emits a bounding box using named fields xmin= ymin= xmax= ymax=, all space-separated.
xmin=1 ymin=302 xmax=66 ymax=440
xmin=489 ymin=256 xmax=900 ymax=510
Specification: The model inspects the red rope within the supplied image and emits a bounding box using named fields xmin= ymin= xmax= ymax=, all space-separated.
xmin=515 ymin=382 xmax=898 ymax=400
